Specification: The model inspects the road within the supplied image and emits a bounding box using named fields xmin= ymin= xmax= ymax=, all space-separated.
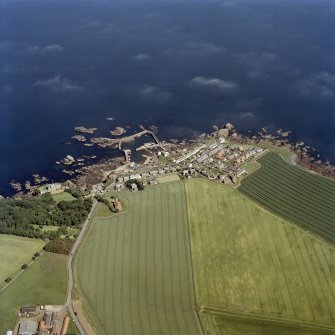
xmin=66 ymin=199 xmax=98 ymax=335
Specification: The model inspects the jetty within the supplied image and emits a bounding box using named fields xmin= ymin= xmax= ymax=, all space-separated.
xmin=118 ymin=129 xmax=162 ymax=150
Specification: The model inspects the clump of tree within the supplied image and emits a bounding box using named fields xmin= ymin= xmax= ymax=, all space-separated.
xmin=65 ymin=188 xmax=85 ymax=198
xmin=125 ymin=179 xmax=144 ymax=191
xmin=44 ymin=238 xmax=75 ymax=255
xmin=95 ymin=196 xmax=122 ymax=213
xmin=0 ymin=194 xmax=92 ymax=239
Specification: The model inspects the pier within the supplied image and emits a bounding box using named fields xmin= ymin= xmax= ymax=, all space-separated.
xmin=118 ymin=128 xmax=162 ymax=150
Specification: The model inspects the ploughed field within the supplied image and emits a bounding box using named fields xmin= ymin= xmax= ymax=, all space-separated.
xmin=185 ymin=178 xmax=335 ymax=335
xmin=0 ymin=235 xmax=44 ymax=284
xmin=74 ymin=182 xmax=202 ymax=335
xmin=239 ymin=152 xmax=335 ymax=244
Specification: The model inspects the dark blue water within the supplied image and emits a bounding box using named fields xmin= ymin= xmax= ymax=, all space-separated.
xmin=1 ymin=0 xmax=334 ymax=195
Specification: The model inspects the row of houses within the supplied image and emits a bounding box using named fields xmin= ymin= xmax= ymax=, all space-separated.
xmin=116 ymin=166 xmax=178 ymax=183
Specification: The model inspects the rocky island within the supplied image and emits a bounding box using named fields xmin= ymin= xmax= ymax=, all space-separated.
xmin=71 ymin=135 xmax=86 ymax=142
xmin=74 ymin=126 xmax=98 ymax=134
xmin=110 ymin=127 xmax=126 ymax=136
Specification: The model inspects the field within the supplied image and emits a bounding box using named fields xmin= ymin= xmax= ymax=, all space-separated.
xmin=0 ymin=235 xmax=44 ymax=284
xmin=185 ymin=178 xmax=335 ymax=334
xmin=52 ymin=191 xmax=76 ymax=203
xmin=74 ymin=182 xmax=202 ymax=335
xmin=0 ymin=252 xmax=68 ymax=334
xmin=239 ymin=152 xmax=335 ymax=244
xmin=157 ymin=174 xmax=180 ymax=183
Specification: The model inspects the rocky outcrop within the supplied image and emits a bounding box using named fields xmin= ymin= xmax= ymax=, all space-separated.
xmin=74 ymin=126 xmax=97 ymax=134
xmin=71 ymin=135 xmax=86 ymax=142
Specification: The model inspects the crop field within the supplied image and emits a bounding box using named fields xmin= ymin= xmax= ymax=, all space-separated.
xmin=0 ymin=252 xmax=68 ymax=334
xmin=0 ymin=234 xmax=44 ymax=284
xmin=239 ymin=152 xmax=335 ymax=244
xmin=75 ymin=182 xmax=202 ymax=335
xmin=185 ymin=178 xmax=335 ymax=334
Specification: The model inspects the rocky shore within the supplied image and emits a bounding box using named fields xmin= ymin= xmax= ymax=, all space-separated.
xmin=5 ymin=120 xmax=335 ymax=199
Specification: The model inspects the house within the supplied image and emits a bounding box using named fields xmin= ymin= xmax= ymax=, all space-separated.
xmin=222 ymin=176 xmax=231 ymax=184
xmin=114 ymin=184 xmax=123 ymax=192
xmin=39 ymin=183 xmax=63 ymax=195
xmin=182 ymin=170 xmax=188 ymax=177
xmin=237 ymin=168 xmax=246 ymax=177
xmin=18 ymin=320 xmax=38 ymax=335
xmin=113 ymin=198 xmax=122 ymax=211
xmin=130 ymin=183 xmax=138 ymax=192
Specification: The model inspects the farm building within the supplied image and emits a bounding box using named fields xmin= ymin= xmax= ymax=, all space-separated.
xmin=18 ymin=320 xmax=38 ymax=335
xmin=20 ymin=306 xmax=37 ymax=315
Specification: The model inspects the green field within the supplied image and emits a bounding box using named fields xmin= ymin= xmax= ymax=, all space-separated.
xmin=75 ymin=182 xmax=202 ymax=335
xmin=0 ymin=235 xmax=44 ymax=284
xmin=157 ymin=174 xmax=180 ymax=183
xmin=239 ymin=152 xmax=335 ymax=244
xmin=52 ymin=191 xmax=76 ymax=203
xmin=185 ymin=178 xmax=335 ymax=334
xmin=0 ymin=252 xmax=68 ymax=333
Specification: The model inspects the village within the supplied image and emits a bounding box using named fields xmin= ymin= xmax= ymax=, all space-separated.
xmin=17 ymin=123 xmax=266 ymax=198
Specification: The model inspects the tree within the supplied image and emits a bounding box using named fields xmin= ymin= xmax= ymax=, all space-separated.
xmin=5 ymin=277 xmax=11 ymax=283
xmin=21 ymin=264 xmax=28 ymax=270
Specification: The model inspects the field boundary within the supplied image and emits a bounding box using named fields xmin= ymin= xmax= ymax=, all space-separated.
xmin=0 ymin=248 xmax=45 ymax=293
xmin=187 ymin=176 xmax=335 ymax=249
xmin=237 ymin=187 xmax=335 ymax=250
xmin=202 ymin=305 xmax=335 ymax=333
xmin=72 ymin=215 xmax=107 ymax=335
xmin=185 ymin=178 xmax=335 ymax=334
xmin=182 ymin=182 xmax=206 ymax=335
xmin=238 ymin=152 xmax=335 ymax=246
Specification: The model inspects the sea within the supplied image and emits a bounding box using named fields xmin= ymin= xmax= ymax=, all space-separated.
xmin=0 ymin=0 xmax=334 ymax=196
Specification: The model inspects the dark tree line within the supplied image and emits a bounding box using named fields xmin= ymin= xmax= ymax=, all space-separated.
xmin=0 ymin=194 xmax=92 ymax=239
xmin=44 ymin=238 xmax=75 ymax=255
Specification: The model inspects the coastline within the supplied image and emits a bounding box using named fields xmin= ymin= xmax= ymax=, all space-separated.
xmin=3 ymin=122 xmax=335 ymax=200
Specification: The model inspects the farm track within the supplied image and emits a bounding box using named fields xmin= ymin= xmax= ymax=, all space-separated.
xmin=185 ymin=178 xmax=335 ymax=334
xmin=239 ymin=152 xmax=335 ymax=244
xmin=74 ymin=182 xmax=202 ymax=335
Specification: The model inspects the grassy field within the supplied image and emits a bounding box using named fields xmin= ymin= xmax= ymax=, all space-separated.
xmin=257 ymin=140 xmax=295 ymax=164
xmin=92 ymin=202 xmax=113 ymax=217
xmin=157 ymin=174 xmax=180 ymax=183
xmin=52 ymin=191 xmax=76 ymax=203
xmin=185 ymin=178 xmax=335 ymax=334
xmin=0 ymin=252 xmax=68 ymax=333
xmin=239 ymin=152 xmax=335 ymax=244
xmin=0 ymin=235 xmax=44 ymax=284
xmin=74 ymin=182 xmax=202 ymax=335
